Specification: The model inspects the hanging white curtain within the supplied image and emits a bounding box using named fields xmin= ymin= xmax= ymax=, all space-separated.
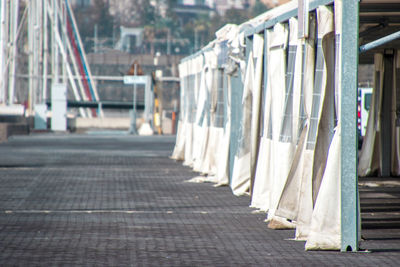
xmin=192 ymin=59 xmax=211 ymax=173
xmin=249 ymin=34 xmax=265 ymax=193
xmin=184 ymin=56 xmax=203 ymax=167
xmin=198 ymin=50 xmax=219 ymax=175
xmin=358 ymin=55 xmax=383 ymax=176
xmin=274 ymin=17 xmax=308 ymax=220
xmin=230 ymin=50 xmax=254 ymax=196
xmin=306 ymin=2 xmax=341 ymax=250
xmin=251 ymin=30 xmax=272 ymax=211
xmin=294 ymin=6 xmax=335 ymax=239
xmin=263 ymin=23 xmax=297 ymax=229
xmin=171 ymin=61 xmax=188 ymax=160
xmin=215 ymin=74 xmax=231 ymax=186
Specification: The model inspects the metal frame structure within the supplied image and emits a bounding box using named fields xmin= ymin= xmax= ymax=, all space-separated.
xmin=0 ymin=0 xmax=99 ymax=118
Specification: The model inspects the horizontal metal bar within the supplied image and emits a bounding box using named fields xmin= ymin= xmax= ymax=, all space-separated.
xmin=359 ymin=30 xmax=400 ymax=53
xmin=15 ymin=74 xmax=179 ymax=82
xmin=244 ymin=0 xmax=334 ymax=37
xmin=46 ymin=101 xmax=145 ymax=110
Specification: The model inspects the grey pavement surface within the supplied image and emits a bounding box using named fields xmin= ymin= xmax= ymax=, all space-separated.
xmin=0 ymin=133 xmax=399 ymax=266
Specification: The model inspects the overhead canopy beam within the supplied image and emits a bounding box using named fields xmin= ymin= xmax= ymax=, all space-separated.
xmin=359 ymin=30 xmax=400 ymax=53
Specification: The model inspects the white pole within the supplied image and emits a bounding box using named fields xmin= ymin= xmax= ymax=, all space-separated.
xmin=28 ymin=0 xmax=34 ymax=113
xmin=0 ymin=0 xmax=9 ymax=104
xmin=42 ymin=0 xmax=48 ymax=102
xmin=8 ymin=0 xmax=19 ymax=105
xmin=33 ymin=0 xmax=41 ymax=106
xmin=61 ymin=0 xmax=67 ymax=84
xmin=52 ymin=0 xmax=59 ymax=85
xmin=36 ymin=0 xmax=43 ymax=104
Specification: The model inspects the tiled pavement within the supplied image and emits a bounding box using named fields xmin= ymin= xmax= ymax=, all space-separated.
xmin=0 ymin=133 xmax=399 ymax=266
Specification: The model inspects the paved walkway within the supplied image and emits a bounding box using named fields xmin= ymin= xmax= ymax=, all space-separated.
xmin=0 ymin=133 xmax=399 ymax=266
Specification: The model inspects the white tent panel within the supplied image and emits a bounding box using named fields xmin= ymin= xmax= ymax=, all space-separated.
xmin=358 ymin=54 xmax=383 ymax=176
xmin=215 ymin=76 xmax=232 ymax=186
xmin=250 ymin=33 xmax=265 ymax=192
xmin=231 ymin=53 xmax=254 ymax=196
xmin=171 ymin=62 xmax=188 ymax=160
xmin=306 ymin=2 xmax=342 ymax=250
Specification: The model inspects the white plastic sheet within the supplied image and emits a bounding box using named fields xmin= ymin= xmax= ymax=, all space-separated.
xmin=264 ymin=23 xmax=296 ymax=229
xmin=306 ymin=3 xmax=341 ymax=250
xmin=215 ymin=75 xmax=231 ymax=186
xmin=231 ymin=52 xmax=254 ymax=196
xmin=250 ymin=34 xmax=264 ymax=193
xmin=171 ymin=61 xmax=188 ymax=160
xmin=275 ymin=17 xmax=312 ymax=222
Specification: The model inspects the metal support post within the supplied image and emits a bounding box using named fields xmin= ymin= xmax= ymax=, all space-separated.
xmin=340 ymin=0 xmax=359 ymax=252
xmin=0 ymin=0 xmax=9 ymax=104
xmin=8 ymin=0 xmax=20 ymax=105
xmin=381 ymin=50 xmax=394 ymax=177
xmin=129 ymin=65 xmax=138 ymax=135
xmin=42 ymin=0 xmax=48 ymax=102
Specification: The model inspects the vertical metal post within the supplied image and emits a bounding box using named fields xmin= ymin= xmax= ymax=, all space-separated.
xmin=0 ymin=0 xmax=8 ymax=104
xmin=43 ymin=0 xmax=48 ymax=102
xmin=8 ymin=0 xmax=19 ymax=105
xmin=167 ymin=28 xmax=171 ymax=55
xmin=130 ymin=65 xmax=138 ymax=134
xmin=340 ymin=0 xmax=359 ymax=252
xmin=52 ymin=0 xmax=60 ymax=85
xmin=94 ymin=24 xmax=98 ymax=53
xmin=61 ymin=0 xmax=67 ymax=84
xmin=381 ymin=50 xmax=394 ymax=177
xmin=28 ymin=0 xmax=34 ymax=113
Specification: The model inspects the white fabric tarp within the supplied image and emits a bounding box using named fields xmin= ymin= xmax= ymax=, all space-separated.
xmin=199 ymin=50 xmax=221 ymax=175
xmin=249 ymin=34 xmax=265 ymax=194
xmin=192 ymin=56 xmax=212 ymax=173
xmin=214 ymin=74 xmax=231 ymax=186
xmin=184 ymin=56 xmax=203 ymax=167
xmin=306 ymin=3 xmax=341 ymax=250
xmin=171 ymin=61 xmax=188 ymax=160
xmin=264 ymin=23 xmax=296 ymax=229
xmin=295 ymin=6 xmax=336 ymax=240
xmin=230 ymin=52 xmax=254 ymax=196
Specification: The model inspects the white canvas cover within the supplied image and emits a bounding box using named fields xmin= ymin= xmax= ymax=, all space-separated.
xmin=171 ymin=61 xmax=188 ymax=160
xmin=271 ymin=17 xmax=309 ymax=222
xmin=198 ymin=50 xmax=220 ymax=175
xmin=251 ymin=30 xmax=272 ymax=211
xmin=184 ymin=56 xmax=203 ymax=167
xmin=230 ymin=51 xmax=254 ymax=196
xmin=192 ymin=58 xmax=211 ymax=173
xmin=263 ymin=23 xmax=296 ymax=229
xmin=295 ymin=6 xmax=335 ymax=239
xmin=306 ymin=2 xmax=342 ymax=250
xmin=250 ymin=34 xmax=265 ymax=193
xmin=358 ymin=55 xmax=382 ymax=176
xmin=251 ymin=19 xmax=301 ymax=213
xmin=215 ymin=75 xmax=232 ymax=186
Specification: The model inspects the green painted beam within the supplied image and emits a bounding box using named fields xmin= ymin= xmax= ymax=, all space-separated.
xmin=340 ymin=0 xmax=359 ymax=252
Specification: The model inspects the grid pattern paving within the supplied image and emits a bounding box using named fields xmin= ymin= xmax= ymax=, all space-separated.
xmin=0 ymin=133 xmax=399 ymax=266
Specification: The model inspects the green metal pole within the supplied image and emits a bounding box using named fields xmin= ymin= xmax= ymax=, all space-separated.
xmin=340 ymin=0 xmax=359 ymax=252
